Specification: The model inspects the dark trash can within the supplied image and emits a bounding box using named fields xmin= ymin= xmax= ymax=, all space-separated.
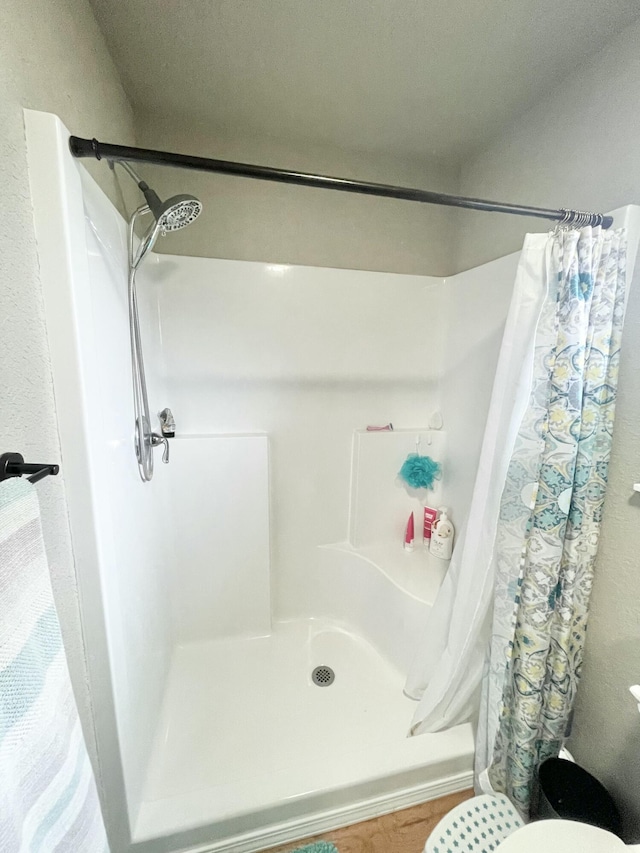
xmin=531 ymin=757 xmax=622 ymax=837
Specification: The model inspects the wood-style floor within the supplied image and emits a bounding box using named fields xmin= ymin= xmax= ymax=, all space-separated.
xmin=263 ymin=789 xmax=474 ymax=853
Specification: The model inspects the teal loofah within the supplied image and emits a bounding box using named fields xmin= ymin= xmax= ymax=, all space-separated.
xmin=398 ymin=453 xmax=442 ymax=490
xmin=290 ymin=843 xmax=338 ymax=853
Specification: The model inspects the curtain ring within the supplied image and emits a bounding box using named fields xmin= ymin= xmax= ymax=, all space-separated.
xmin=557 ymin=208 xmax=604 ymax=233
xmin=555 ymin=208 xmax=572 ymax=235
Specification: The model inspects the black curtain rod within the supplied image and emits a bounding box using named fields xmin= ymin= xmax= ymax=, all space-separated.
xmin=69 ymin=136 xmax=613 ymax=229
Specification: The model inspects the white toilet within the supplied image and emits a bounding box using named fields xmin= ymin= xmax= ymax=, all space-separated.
xmin=496 ymin=818 xmax=639 ymax=853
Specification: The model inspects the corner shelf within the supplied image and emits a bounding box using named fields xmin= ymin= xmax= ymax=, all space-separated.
xmin=320 ymin=540 xmax=449 ymax=605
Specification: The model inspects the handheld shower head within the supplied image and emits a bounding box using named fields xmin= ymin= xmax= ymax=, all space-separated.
xmin=118 ymin=161 xmax=203 ymax=481
xmin=117 ymin=160 xmax=202 ymax=235
xmin=131 ymin=193 xmax=202 ymax=267
xmin=154 ymin=194 xmax=203 ymax=233
xmin=117 ymin=159 xmax=203 ymax=269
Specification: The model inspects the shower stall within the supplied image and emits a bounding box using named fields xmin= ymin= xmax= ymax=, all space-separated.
xmin=24 ymin=110 xmax=639 ymax=853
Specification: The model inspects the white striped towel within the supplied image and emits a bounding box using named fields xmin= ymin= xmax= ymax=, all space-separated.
xmin=0 ymin=478 xmax=109 ymax=852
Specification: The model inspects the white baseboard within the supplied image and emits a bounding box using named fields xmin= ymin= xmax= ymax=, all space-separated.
xmin=180 ymin=770 xmax=474 ymax=853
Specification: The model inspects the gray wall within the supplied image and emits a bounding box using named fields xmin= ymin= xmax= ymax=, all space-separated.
xmin=134 ymin=113 xmax=459 ymax=276
xmin=456 ymin=19 xmax=640 ymax=837
xmin=0 ymin=0 xmax=135 ymax=769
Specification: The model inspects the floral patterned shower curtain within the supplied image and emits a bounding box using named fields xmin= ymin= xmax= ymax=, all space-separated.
xmin=480 ymin=226 xmax=627 ymax=815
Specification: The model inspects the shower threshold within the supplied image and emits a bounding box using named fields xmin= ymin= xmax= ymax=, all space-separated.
xmin=134 ymin=618 xmax=473 ymax=852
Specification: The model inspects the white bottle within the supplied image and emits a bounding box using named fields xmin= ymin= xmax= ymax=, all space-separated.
xmin=430 ymin=506 xmax=454 ymax=560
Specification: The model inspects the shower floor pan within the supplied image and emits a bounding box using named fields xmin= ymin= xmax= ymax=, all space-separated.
xmin=134 ymin=618 xmax=474 ymax=851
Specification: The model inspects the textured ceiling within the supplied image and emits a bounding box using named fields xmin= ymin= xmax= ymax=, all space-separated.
xmin=90 ymin=0 xmax=640 ymax=163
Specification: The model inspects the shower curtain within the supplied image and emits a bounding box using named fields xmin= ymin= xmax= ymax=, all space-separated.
xmin=406 ymin=225 xmax=627 ymax=816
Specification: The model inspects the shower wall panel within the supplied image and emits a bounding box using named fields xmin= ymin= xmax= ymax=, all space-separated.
xmin=26 ymin=111 xmax=174 ymax=827
xmin=349 ymin=427 xmax=446 ymax=549
xmin=440 ymin=254 xmax=519 ymax=529
xmin=167 ymin=434 xmax=271 ymax=644
xmin=148 ymin=256 xmax=446 ymax=625
xmin=77 ymin=169 xmax=174 ymax=814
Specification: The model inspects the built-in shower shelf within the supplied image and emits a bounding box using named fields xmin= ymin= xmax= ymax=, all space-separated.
xmin=322 ymin=541 xmax=449 ymax=605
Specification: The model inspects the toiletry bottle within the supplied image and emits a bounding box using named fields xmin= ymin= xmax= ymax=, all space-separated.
xmin=430 ymin=507 xmax=454 ymax=560
xmin=423 ymin=506 xmax=438 ymax=547
xmin=404 ymin=512 xmax=415 ymax=552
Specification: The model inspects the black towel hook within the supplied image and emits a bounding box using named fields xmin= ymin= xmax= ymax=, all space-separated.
xmin=0 ymin=452 xmax=60 ymax=485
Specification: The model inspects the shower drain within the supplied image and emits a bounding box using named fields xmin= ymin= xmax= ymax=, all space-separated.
xmin=311 ymin=665 xmax=335 ymax=686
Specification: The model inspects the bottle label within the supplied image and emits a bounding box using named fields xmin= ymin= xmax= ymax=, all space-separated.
xmin=430 ymin=535 xmax=451 ymax=559
xmin=423 ymin=506 xmax=438 ymax=541
xmin=431 ymin=538 xmax=445 ymax=556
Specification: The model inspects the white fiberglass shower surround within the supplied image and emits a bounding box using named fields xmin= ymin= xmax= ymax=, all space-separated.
xmin=25 ymin=111 xmax=638 ymax=853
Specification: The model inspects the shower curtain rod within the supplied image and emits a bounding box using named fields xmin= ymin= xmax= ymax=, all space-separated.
xmin=69 ymin=135 xmax=613 ymax=229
